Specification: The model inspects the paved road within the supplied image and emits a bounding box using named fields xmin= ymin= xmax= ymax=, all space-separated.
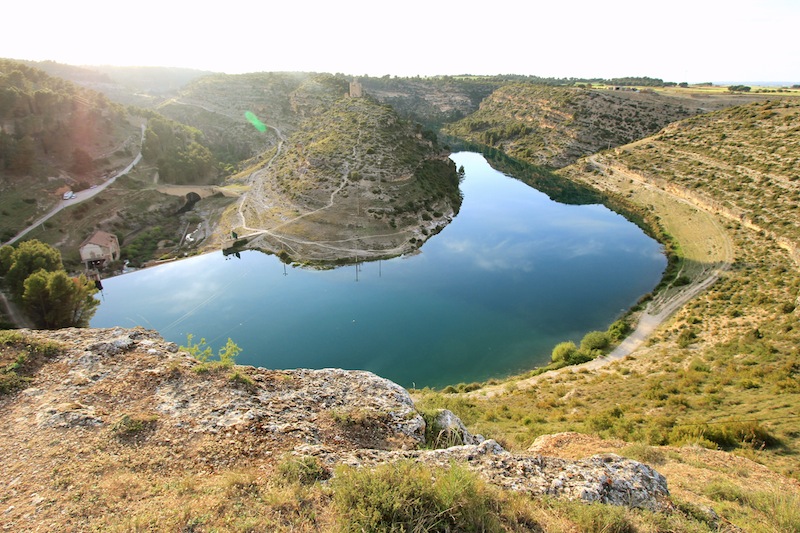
xmin=3 ymin=126 xmax=145 ymax=246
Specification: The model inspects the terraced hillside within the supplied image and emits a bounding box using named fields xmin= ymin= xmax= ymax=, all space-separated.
xmin=444 ymin=84 xmax=769 ymax=168
xmin=616 ymin=99 xmax=800 ymax=249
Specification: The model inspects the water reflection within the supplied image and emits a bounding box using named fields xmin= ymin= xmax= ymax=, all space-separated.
xmin=92 ymin=152 xmax=665 ymax=388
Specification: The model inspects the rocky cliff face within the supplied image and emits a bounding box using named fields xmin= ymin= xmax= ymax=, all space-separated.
xmin=1 ymin=327 xmax=671 ymax=529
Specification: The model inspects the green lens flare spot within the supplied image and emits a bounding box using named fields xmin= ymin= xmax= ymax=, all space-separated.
xmin=245 ymin=111 xmax=267 ymax=132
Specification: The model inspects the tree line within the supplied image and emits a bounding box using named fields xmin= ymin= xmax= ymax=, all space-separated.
xmin=0 ymin=59 xmax=128 ymax=178
xmin=141 ymin=115 xmax=218 ymax=184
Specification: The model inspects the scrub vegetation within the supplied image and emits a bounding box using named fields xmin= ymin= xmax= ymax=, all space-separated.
xmin=416 ymin=92 xmax=800 ymax=531
xmin=3 ymin=57 xmax=800 ymax=530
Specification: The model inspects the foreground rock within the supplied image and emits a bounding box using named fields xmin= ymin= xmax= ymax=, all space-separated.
xmin=3 ymin=327 xmax=672 ymax=525
xmin=297 ymin=440 xmax=670 ymax=512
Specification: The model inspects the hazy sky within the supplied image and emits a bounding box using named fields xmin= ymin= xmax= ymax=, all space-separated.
xmin=4 ymin=0 xmax=798 ymax=82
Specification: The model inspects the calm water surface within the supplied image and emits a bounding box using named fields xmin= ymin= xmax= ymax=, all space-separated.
xmin=91 ymin=152 xmax=665 ymax=388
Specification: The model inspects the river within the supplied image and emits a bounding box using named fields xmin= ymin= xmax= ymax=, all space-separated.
xmin=91 ymin=152 xmax=666 ymax=388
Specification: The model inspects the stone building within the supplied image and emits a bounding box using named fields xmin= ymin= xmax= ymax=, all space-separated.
xmin=79 ymin=230 xmax=120 ymax=269
xmin=349 ymin=80 xmax=363 ymax=98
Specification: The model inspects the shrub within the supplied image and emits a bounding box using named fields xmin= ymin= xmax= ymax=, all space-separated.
xmin=0 ymin=333 xmax=62 ymax=394
xmin=276 ymin=455 xmax=329 ymax=485
xmin=551 ymin=341 xmax=578 ymax=363
xmin=673 ymin=275 xmax=691 ymax=287
xmin=580 ymin=331 xmax=610 ymax=353
xmin=228 ymin=370 xmax=255 ymax=389
xmin=620 ymin=442 xmax=666 ymax=465
xmin=331 ymin=461 xmax=505 ymax=532
xmin=608 ymin=319 xmax=631 ymax=341
xmin=671 ymin=421 xmax=779 ymax=450
xmin=564 ymin=502 xmax=635 ymax=533
xmin=677 ymin=329 xmax=697 ymax=348
xmin=111 ymin=413 xmax=157 ymax=437
xmin=181 ymin=334 xmax=241 ymax=371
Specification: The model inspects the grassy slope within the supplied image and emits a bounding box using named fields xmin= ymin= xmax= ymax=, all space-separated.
xmin=417 ymin=97 xmax=800 ymax=530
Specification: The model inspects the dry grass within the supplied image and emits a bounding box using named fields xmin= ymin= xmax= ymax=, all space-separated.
xmin=415 ymin=98 xmax=800 ymax=531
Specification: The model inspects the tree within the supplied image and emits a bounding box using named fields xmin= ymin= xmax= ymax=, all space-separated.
xmin=9 ymin=135 xmax=35 ymax=175
xmin=22 ymin=270 xmax=99 ymax=328
xmin=0 ymin=245 xmax=14 ymax=276
xmin=3 ymin=239 xmax=63 ymax=299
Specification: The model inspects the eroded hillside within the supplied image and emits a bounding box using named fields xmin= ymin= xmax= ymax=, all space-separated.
xmin=444 ymin=84 xmax=770 ymax=168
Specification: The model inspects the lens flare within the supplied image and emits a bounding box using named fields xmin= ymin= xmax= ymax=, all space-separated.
xmin=244 ymin=111 xmax=267 ymax=132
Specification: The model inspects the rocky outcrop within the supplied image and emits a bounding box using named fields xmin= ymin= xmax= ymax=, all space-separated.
xmin=10 ymin=327 xmax=671 ymax=512
xmin=20 ymin=327 xmax=425 ymax=449
xmin=295 ymin=440 xmax=670 ymax=511
xmin=427 ymin=408 xmax=485 ymax=446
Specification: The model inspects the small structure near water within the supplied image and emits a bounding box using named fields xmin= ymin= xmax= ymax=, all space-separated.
xmin=79 ymin=230 xmax=120 ymax=270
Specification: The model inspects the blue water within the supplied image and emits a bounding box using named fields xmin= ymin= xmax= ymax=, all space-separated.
xmin=91 ymin=152 xmax=665 ymax=388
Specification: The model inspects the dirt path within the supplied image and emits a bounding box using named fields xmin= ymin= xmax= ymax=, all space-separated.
xmin=233 ymin=129 xmax=416 ymax=260
xmin=470 ymin=156 xmax=734 ymax=398
xmin=237 ymin=126 xmax=286 ymax=235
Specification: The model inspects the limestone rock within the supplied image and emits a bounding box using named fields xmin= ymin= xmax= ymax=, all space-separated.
xmin=314 ymin=440 xmax=671 ymax=511
xmin=427 ymin=408 xmax=484 ymax=447
xmin=13 ymin=327 xmax=672 ymax=512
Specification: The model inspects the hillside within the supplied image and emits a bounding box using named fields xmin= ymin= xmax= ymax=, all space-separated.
xmin=17 ymin=60 xmax=215 ymax=108
xmin=613 ymin=99 xmax=800 ymax=247
xmin=443 ymin=84 xmax=771 ymax=168
xmin=415 ymin=97 xmax=800 ymax=530
xmin=0 ymin=59 xmax=143 ymax=243
xmin=215 ymin=83 xmax=461 ymax=264
xmin=154 ymin=72 xmax=318 ymax=166
xmin=359 ymin=76 xmax=500 ymax=128
xmin=5 ymin=326 xmax=796 ymax=532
